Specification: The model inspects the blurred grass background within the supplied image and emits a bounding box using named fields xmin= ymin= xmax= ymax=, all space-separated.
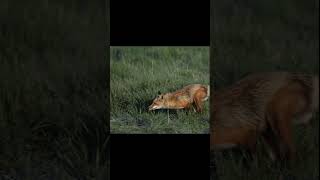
xmin=211 ymin=0 xmax=319 ymax=179
xmin=0 ymin=1 xmax=109 ymax=179
xmin=111 ymin=47 xmax=209 ymax=134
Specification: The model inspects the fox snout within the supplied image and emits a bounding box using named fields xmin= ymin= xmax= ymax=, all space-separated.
xmin=148 ymin=101 xmax=163 ymax=111
xmin=148 ymin=104 xmax=155 ymax=111
xmin=148 ymin=104 xmax=159 ymax=111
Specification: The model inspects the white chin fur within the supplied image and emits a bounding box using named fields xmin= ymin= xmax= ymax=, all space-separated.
xmin=151 ymin=106 xmax=161 ymax=110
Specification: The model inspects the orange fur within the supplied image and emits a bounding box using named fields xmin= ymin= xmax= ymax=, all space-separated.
xmin=148 ymin=84 xmax=209 ymax=113
xmin=211 ymin=72 xmax=319 ymax=164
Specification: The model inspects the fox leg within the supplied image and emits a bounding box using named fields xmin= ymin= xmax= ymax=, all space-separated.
xmin=277 ymin=112 xmax=295 ymax=162
xmin=267 ymin=111 xmax=296 ymax=180
xmin=194 ymin=96 xmax=204 ymax=113
xmin=195 ymin=101 xmax=203 ymax=113
xmin=267 ymin=82 xmax=308 ymax=163
xmin=266 ymin=83 xmax=311 ymax=180
xmin=267 ymin=110 xmax=295 ymax=160
xmin=193 ymin=89 xmax=208 ymax=113
xmin=263 ymin=113 xmax=296 ymax=180
xmin=190 ymin=104 xmax=197 ymax=112
xmin=262 ymin=125 xmax=280 ymax=162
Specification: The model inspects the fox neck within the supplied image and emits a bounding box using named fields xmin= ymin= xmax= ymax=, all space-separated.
xmin=162 ymin=93 xmax=175 ymax=108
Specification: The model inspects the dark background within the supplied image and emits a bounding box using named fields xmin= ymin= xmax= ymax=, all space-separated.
xmin=1 ymin=0 xmax=109 ymax=179
xmin=212 ymin=0 xmax=319 ymax=88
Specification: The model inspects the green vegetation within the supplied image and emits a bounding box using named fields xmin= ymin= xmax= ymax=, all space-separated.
xmin=111 ymin=47 xmax=209 ymax=134
xmin=0 ymin=1 xmax=109 ymax=179
xmin=211 ymin=0 xmax=319 ymax=179
xmin=213 ymin=120 xmax=319 ymax=179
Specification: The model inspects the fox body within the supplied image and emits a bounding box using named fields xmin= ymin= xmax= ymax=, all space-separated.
xmin=211 ymin=72 xmax=319 ymax=163
xmin=148 ymin=84 xmax=210 ymax=113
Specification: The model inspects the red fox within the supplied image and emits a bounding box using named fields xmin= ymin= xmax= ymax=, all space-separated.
xmin=148 ymin=84 xmax=210 ymax=113
xmin=210 ymin=72 xmax=319 ymax=164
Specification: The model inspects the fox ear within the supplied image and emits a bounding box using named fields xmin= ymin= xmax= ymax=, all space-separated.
xmin=158 ymin=91 xmax=161 ymax=95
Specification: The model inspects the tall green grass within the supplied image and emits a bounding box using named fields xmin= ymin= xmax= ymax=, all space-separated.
xmin=0 ymin=1 xmax=109 ymax=179
xmin=213 ymin=118 xmax=319 ymax=179
xmin=111 ymin=47 xmax=209 ymax=134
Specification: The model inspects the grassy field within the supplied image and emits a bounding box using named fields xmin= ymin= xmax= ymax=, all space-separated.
xmin=111 ymin=47 xmax=209 ymax=134
xmin=213 ymin=118 xmax=319 ymax=180
xmin=211 ymin=0 xmax=319 ymax=179
xmin=0 ymin=1 xmax=109 ymax=179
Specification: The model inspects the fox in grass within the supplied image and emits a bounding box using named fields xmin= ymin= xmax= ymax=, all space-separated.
xmin=210 ymin=72 xmax=319 ymax=165
xmin=148 ymin=84 xmax=210 ymax=113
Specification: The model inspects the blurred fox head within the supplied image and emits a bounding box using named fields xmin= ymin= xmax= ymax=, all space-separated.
xmin=148 ymin=91 xmax=165 ymax=111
